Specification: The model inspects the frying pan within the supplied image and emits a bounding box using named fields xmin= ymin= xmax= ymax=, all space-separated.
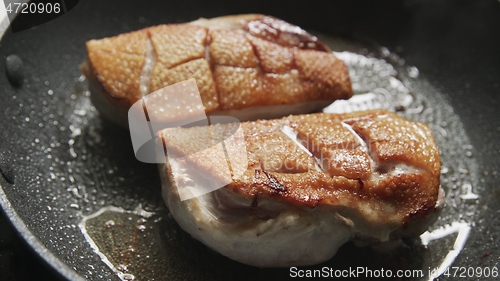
xmin=0 ymin=0 xmax=498 ymax=280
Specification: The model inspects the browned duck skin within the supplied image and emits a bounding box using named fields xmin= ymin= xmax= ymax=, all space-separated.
xmin=81 ymin=14 xmax=352 ymax=126
xmin=158 ymin=110 xmax=444 ymax=267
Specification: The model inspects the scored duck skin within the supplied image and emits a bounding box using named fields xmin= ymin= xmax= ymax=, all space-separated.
xmin=158 ymin=110 xmax=444 ymax=267
xmin=81 ymin=14 xmax=352 ymax=126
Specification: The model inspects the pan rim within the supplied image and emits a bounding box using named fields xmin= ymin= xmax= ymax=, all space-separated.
xmin=0 ymin=185 xmax=84 ymax=281
xmin=0 ymin=7 xmax=83 ymax=280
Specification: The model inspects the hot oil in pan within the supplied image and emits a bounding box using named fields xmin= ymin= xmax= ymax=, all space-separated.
xmin=74 ymin=35 xmax=482 ymax=280
xmin=79 ymin=206 xmax=170 ymax=281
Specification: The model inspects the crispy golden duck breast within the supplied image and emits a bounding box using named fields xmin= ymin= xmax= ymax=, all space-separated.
xmin=81 ymin=14 xmax=352 ymax=126
xmin=158 ymin=110 xmax=444 ymax=267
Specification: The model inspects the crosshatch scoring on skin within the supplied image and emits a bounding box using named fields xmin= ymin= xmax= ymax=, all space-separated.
xmin=128 ymin=79 xmax=248 ymax=200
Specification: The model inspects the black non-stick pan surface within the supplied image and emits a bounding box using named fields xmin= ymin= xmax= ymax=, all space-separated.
xmin=0 ymin=0 xmax=498 ymax=280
